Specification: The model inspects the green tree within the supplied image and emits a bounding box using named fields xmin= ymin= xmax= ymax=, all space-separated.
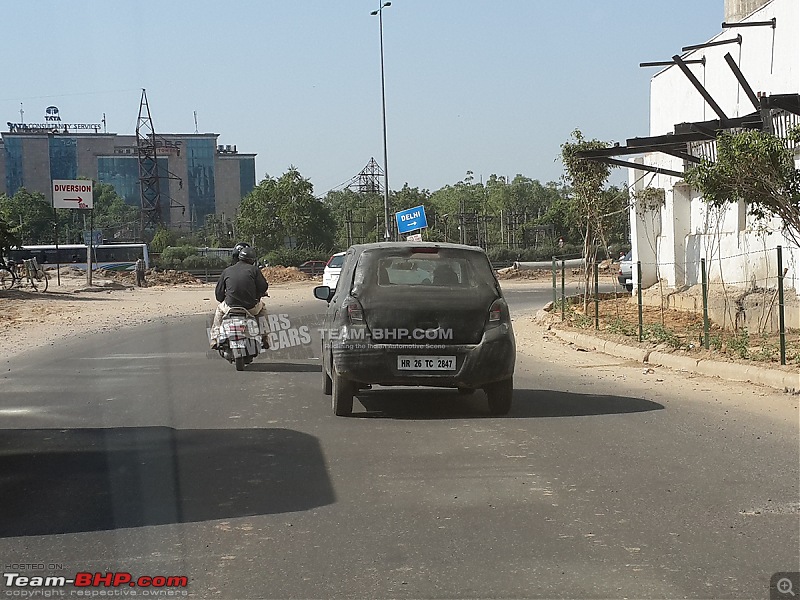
xmin=685 ymin=128 xmax=800 ymax=248
xmin=150 ymin=226 xmax=176 ymax=253
xmin=323 ymin=188 xmax=384 ymax=247
xmin=0 ymin=188 xmax=54 ymax=244
xmin=429 ymin=172 xmax=487 ymax=244
xmin=89 ymin=182 xmax=140 ymax=239
xmin=561 ymin=129 xmax=616 ymax=309
xmin=0 ymin=216 xmax=21 ymax=258
xmin=237 ymin=167 xmax=336 ymax=251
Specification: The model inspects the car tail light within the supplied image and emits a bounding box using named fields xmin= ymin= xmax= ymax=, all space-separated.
xmin=410 ymin=247 xmax=439 ymax=254
xmin=489 ymin=299 xmax=504 ymax=322
xmin=343 ymin=296 xmax=364 ymax=323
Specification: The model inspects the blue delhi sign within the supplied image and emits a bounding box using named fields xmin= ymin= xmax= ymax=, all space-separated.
xmin=395 ymin=205 xmax=428 ymax=234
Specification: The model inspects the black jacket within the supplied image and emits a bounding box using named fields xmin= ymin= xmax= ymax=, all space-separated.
xmin=215 ymin=261 xmax=268 ymax=309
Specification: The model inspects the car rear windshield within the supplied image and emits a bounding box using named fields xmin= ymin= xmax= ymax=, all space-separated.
xmin=352 ymin=247 xmax=497 ymax=289
xmin=327 ymin=254 xmax=345 ymax=268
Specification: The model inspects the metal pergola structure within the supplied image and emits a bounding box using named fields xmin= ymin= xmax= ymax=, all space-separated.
xmin=577 ymin=52 xmax=800 ymax=175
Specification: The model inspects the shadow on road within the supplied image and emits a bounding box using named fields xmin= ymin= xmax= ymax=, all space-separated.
xmin=510 ymin=389 xmax=664 ymax=417
xmin=246 ymin=361 xmax=322 ymax=373
xmin=355 ymin=388 xmax=663 ymax=420
xmin=0 ymin=427 xmax=334 ymax=537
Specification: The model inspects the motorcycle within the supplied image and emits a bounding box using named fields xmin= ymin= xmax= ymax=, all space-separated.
xmin=216 ymin=307 xmax=262 ymax=371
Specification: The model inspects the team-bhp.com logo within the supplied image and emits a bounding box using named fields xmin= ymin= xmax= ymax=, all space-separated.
xmin=4 ymin=571 xmax=188 ymax=593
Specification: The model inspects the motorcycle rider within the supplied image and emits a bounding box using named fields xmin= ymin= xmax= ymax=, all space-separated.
xmin=210 ymin=246 xmax=270 ymax=350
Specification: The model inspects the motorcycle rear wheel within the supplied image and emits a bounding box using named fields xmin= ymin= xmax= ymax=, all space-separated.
xmin=235 ymin=357 xmax=245 ymax=371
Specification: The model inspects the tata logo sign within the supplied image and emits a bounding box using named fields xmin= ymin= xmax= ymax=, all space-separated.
xmin=45 ymin=106 xmax=61 ymax=122
xmin=6 ymin=105 xmax=101 ymax=133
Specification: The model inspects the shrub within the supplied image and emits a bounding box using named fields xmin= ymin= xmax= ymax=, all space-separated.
xmin=182 ymin=255 xmax=227 ymax=269
xmin=160 ymin=245 xmax=198 ymax=263
xmin=727 ymin=329 xmax=750 ymax=359
xmin=642 ymin=323 xmax=682 ymax=349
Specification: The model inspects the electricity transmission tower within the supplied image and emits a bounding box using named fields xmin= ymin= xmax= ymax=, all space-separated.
xmin=136 ymin=89 xmax=184 ymax=234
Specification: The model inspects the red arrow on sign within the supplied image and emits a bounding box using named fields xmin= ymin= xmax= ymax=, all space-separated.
xmin=62 ymin=196 xmax=90 ymax=208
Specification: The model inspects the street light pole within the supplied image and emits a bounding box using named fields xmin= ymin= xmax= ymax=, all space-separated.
xmin=371 ymin=1 xmax=392 ymax=241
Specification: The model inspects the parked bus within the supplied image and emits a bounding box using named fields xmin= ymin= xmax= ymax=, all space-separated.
xmin=7 ymin=243 xmax=150 ymax=272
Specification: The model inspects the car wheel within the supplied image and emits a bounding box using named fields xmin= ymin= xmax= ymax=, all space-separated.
xmin=322 ymin=360 xmax=333 ymax=395
xmin=485 ymin=378 xmax=513 ymax=416
xmin=331 ymin=364 xmax=353 ymax=416
xmin=457 ymin=387 xmax=475 ymax=395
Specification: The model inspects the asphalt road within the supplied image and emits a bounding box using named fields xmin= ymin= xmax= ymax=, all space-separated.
xmin=0 ymin=287 xmax=797 ymax=599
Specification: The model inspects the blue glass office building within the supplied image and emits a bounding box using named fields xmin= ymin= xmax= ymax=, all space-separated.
xmin=0 ymin=130 xmax=256 ymax=230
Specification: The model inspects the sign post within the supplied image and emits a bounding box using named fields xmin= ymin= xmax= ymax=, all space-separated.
xmin=395 ymin=205 xmax=428 ymax=237
xmin=53 ymin=180 xmax=94 ymax=285
xmin=53 ymin=207 xmax=60 ymax=286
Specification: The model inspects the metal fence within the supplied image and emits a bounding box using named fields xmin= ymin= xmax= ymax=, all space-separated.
xmin=551 ymin=246 xmax=798 ymax=366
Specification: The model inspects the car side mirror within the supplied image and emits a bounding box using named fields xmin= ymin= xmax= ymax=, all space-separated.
xmin=314 ymin=285 xmax=333 ymax=302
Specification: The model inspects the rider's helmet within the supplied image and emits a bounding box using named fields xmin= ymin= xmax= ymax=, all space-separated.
xmin=238 ymin=247 xmax=257 ymax=264
xmin=231 ymin=242 xmax=251 ymax=263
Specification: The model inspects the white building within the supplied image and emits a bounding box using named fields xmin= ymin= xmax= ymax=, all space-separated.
xmin=588 ymin=0 xmax=799 ymax=308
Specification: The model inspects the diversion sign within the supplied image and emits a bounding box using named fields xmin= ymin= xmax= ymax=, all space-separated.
xmin=52 ymin=180 xmax=93 ymax=209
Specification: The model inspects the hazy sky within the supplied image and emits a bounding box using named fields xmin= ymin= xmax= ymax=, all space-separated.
xmin=4 ymin=1 xmax=726 ymax=194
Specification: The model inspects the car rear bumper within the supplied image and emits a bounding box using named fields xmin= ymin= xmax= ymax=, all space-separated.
xmin=332 ymin=323 xmax=515 ymax=388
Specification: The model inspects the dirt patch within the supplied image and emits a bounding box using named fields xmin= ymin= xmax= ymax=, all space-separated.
xmin=96 ymin=268 xmax=202 ymax=286
xmin=496 ymin=268 xmax=551 ymax=280
xmin=544 ymin=294 xmax=800 ymax=367
xmin=261 ymin=266 xmax=312 ymax=283
xmin=94 ymin=266 xmax=313 ymax=286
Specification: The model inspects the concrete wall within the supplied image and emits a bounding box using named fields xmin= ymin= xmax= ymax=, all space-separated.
xmin=641 ymin=281 xmax=799 ymax=331
xmin=214 ymin=156 xmax=242 ymax=220
xmin=725 ymin=0 xmax=772 ymax=23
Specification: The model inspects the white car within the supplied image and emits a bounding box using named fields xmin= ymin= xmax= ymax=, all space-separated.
xmin=617 ymin=250 xmax=633 ymax=292
xmin=322 ymin=252 xmax=346 ymax=288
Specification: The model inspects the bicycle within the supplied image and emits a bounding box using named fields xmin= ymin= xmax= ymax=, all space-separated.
xmin=0 ymin=258 xmax=17 ymax=290
xmin=0 ymin=257 xmax=49 ymax=292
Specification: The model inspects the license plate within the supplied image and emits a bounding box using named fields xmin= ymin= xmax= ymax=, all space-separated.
xmin=397 ymin=356 xmax=456 ymax=371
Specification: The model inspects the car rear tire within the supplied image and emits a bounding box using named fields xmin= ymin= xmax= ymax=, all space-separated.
xmin=486 ymin=378 xmax=513 ymax=416
xmin=331 ymin=365 xmax=353 ymax=416
xmin=322 ymin=363 xmax=333 ymax=395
